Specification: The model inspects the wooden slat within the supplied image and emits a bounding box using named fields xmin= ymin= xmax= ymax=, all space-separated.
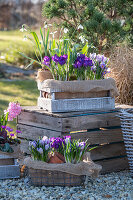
xmin=0 ymin=165 xmax=20 ymax=179
xmin=0 ymin=158 xmax=14 ymax=165
xmin=64 ymin=128 xmax=123 ymax=144
xmin=20 ymin=104 xmax=133 ymax=118
xmin=17 ymin=124 xmax=61 ymax=140
xmin=42 ymin=90 xmax=109 ymax=100
xmin=96 ymin=157 xmax=129 ymax=174
xmin=62 ymin=112 xmax=121 ymax=132
xmin=18 ymin=111 xmax=62 ymax=131
xmin=90 ymin=142 xmax=126 ymax=161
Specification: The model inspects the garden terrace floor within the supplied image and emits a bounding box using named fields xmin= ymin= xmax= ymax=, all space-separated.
xmin=0 ymin=170 xmax=132 ymax=200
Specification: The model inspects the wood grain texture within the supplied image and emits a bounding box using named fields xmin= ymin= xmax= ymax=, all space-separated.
xmin=90 ymin=142 xmax=126 ymax=160
xmin=37 ymin=97 xmax=115 ymax=113
xmin=19 ymin=104 xmax=133 ymax=118
xmin=62 ymin=113 xmax=121 ymax=132
xmin=0 ymin=158 xmax=14 ymax=165
xmin=96 ymin=157 xmax=129 ymax=174
xmin=42 ymin=90 xmax=110 ymax=100
xmin=18 ymin=111 xmax=62 ymax=131
xmin=17 ymin=124 xmax=61 ymax=140
xmin=63 ymin=129 xmax=123 ymax=144
xmin=0 ymin=165 xmax=20 ymax=179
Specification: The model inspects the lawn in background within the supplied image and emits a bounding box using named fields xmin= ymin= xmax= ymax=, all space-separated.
xmin=0 ymin=79 xmax=39 ymax=129
xmin=0 ymin=30 xmax=34 ymax=67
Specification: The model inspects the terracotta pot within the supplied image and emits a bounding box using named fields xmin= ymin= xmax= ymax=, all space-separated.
xmin=37 ymin=69 xmax=53 ymax=82
xmin=48 ymin=152 xmax=65 ymax=164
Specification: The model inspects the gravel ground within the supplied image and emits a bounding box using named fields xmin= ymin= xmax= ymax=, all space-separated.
xmin=0 ymin=170 xmax=132 ymax=200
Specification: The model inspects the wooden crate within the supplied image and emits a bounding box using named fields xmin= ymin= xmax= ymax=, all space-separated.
xmin=17 ymin=104 xmax=133 ymax=174
xmin=0 ymin=154 xmax=20 ymax=179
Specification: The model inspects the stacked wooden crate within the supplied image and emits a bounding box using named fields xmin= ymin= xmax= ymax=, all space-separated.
xmin=0 ymin=146 xmax=20 ymax=179
xmin=17 ymin=104 xmax=133 ymax=174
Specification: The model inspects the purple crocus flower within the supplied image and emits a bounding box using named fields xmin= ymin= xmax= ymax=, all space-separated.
xmin=84 ymin=57 xmax=93 ymax=67
xmin=16 ymin=130 xmax=21 ymax=134
xmin=1 ymin=125 xmax=6 ymax=129
xmin=52 ymin=54 xmax=60 ymax=63
xmin=6 ymin=126 xmax=13 ymax=132
xmin=39 ymin=139 xmax=45 ymax=145
xmin=43 ymin=56 xmax=50 ymax=66
xmin=58 ymin=55 xmax=68 ymax=66
xmin=10 ymin=133 xmax=14 ymax=137
xmin=31 ymin=141 xmax=37 ymax=148
xmin=45 ymin=144 xmax=50 ymax=150
xmin=78 ymin=142 xmax=86 ymax=150
xmin=100 ymin=62 xmax=106 ymax=69
xmin=37 ymin=148 xmax=43 ymax=154
xmin=52 ymin=54 xmax=68 ymax=66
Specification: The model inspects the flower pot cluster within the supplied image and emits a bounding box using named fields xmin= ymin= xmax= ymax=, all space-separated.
xmin=26 ymin=135 xmax=102 ymax=186
xmin=29 ymin=136 xmax=89 ymax=164
xmin=0 ymin=102 xmax=21 ymax=155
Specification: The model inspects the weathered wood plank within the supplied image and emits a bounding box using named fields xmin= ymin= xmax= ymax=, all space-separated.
xmin=38 ymin=97 xmax=115 ymax=113
xmin=18 ymin=111 xmax=62 ymax=131
xmin=42 ymin=90 xmax=110 ymax=100
xmin=90 ymin=142 xmax=126 ymax=161
xmin=0 ymin=165 xmax=20 ymax=179
xmin=0 ymin=158 xmax=14 ymax=165
xmin=17 ymin=124 xmax=61 ymax=140
xmin=96 ymin=157 xmax=129 ymax=174
xmin=64 ymin=129 xmax=123 ymax=144
xmin=20 ymin=104 xmax=133 ymax=118
xmin=62 ymin=113 xmax=121 ymax=132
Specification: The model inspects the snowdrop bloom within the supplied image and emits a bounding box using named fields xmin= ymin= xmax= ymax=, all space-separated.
xmin=50 ymin=31 xmax=57 ymax=38
xmin=107 ymin=68 xmax=111 ymax=73
xmin=77 ymin=24 xmax=83 ymax=30
xmin=44 ymin=24 xmax=48 ymax=29
xmin=64 ymin=28 xmax=69 ymax=33
xmin=23 ymin=36 xmax=28 ymax=41
xmin=20 ymin=27 xmax=27 ymax=32
xmin=79 ymin=35 xmax=85 ymax=43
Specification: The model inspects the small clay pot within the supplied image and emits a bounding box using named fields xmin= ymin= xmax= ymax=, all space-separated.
xmin=37 ymin=69 xmax=53 ymax=82
xmin=48 ymin=152 xmax=65 ymax=164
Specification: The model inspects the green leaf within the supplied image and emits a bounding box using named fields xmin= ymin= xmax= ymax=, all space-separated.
xmin=19 ymin=52 xmax=41 ymax=66
xmin=81 ymin=43 xmax=88 ymax=55
xmin=25 ymin=61 xmax=34 ymax=69
xmin=30 ymin=31 xmax=43 ymax=61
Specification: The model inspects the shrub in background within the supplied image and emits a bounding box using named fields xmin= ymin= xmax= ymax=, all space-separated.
xmin=42 ymin=0 xmax=132 ymax=52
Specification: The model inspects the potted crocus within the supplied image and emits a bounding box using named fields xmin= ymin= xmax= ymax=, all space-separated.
xmin=25 ymin=135 xmax=101 ymax=186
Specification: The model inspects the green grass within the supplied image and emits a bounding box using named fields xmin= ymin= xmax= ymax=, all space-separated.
xmin=0 ymin=30 xmax=35 ymax=66
xmin=0 ymin=80 xmax=39 ymax=129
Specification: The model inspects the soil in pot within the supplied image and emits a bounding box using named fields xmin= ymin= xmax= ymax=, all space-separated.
xmin=48 ymin=152 xmax=65 ymax=164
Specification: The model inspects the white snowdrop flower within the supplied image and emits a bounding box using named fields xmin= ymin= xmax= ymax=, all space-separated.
xmin=79 ymin=35 xmax=85 ymax=43
xmin=44 ymin=24 xmax=48 ymax=29
xmin=59 ymin=39 xmax=63 ymax=42
xmin=121 ymin=19 xmax=125 ymax=26
xmin=107 ymin=68 xmax=111 ymax=73
xmin=64 ymin=38 xmax=69 ymax=41
xmin=23 ymin=36 xmax=28 ymax=41
xmin=64 ymin=28 xmax=69 ymax=33
xmin=20 ymin=27 xmax=27 ymax=32
xmin=77 ymin=24 xmax=83 ymax=30
xmin=0 ymin=55 xmax=5 ymax=59
xmin=50 ymin=31 xmax=57 ymax=38
xmin=48 ymin=24 xmax=52 ymax=26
